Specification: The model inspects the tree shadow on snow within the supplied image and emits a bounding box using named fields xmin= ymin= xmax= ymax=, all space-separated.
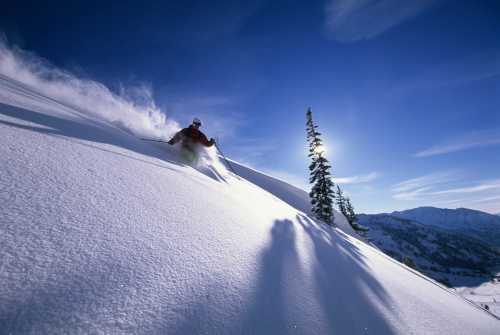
xmin=296 ymin=214 xmax=399 ymax=334
xmin=0 ymin=103 xmax=193 ymax=173
xmin=240 ymin=216 xmax=399 ymax=334
xmin=240 ymin=219 xmax=300 ymax=334
xmin=149 ymin=217 xmax=401 ymax=334
xmin=159 ymin=219 xmax=299 ymax=335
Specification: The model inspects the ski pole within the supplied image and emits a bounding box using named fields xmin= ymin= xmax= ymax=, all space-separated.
xmin=215 ymin=141 xmax=236 ymax=174
xmin=140 ymin=138 xmax=170 ymax=144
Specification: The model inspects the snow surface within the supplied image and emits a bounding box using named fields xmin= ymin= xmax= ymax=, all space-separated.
xmin=228 ymin=160 xmax=358 ymax=237
xmin=456 ymin=278 xmax=500 ymax=319
xmin=1 ymin=75 xmax=499 ymax=334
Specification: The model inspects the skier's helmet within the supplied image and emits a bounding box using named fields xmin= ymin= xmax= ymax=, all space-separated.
xmin=192 ymin=118 xmax=202 ymax=127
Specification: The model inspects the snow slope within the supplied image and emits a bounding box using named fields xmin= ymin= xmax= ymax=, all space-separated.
xmin=229 ymin=160 xmax=358 ymax=237
xmin=1 ymin=75 xmax=499 ymax=334
xmin=457 ymin=280 xmax=500 ymax=319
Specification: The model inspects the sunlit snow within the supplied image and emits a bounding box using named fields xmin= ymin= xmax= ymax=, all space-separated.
xmin=0 ymin=71 xmax=498 ymax=334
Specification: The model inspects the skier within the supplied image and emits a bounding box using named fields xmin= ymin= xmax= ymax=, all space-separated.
xmin=168 ymin=118 xmax=215 ymax=163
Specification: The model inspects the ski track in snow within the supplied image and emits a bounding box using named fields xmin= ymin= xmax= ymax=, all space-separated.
xmin=1 ymin=75 xmax=499 ymax=334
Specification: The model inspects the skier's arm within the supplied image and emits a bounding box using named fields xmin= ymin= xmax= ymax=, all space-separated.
xmin=168 ymin=130 xmax=184 ymax=145
xmin=199 ymin=132 xmax=215 ymax=147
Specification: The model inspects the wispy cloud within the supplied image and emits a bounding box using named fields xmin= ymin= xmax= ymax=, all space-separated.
xmin=324 ymin=0 xmax=439 ymax=42
xmin=334 ymin=171 xmax=380 ymax=184
xmin=414 ymin=129 xmax=500 ymax=157
xmin=433 ymin=179 xmax=500 ymax=195
xmin=391 ymin=171 xmax=500 ymax=213
xmin=440 ymin=194 xmax=500 ymax=206
xmin=391 ymin=170 xmax=460 ymax=200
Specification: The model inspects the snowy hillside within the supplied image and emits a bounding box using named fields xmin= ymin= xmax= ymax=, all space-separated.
xmin=357 ymin=214 xmax=500 ymax=286
xmin=1 ymin=74 xmax=499 ymax=334
xmin=390 ymin=207 xmax=500 ymax=247
xmin=229 ymin=160 xmax=358 ymax=237
xmin=358 ymin=211 xmax=500 ymax=318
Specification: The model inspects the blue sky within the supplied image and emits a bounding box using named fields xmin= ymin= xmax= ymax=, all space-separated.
xmin=2 ymin=0 xmax=500 ymax=213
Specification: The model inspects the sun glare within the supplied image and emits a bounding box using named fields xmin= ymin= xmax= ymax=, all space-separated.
xmin=314 ymin=144 xmax=326 ymax=155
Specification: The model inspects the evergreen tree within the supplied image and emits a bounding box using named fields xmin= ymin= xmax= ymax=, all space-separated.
xmin=342 ymin=197 xmax=369 ymax=236
xmin=306 ymin=108 xmax=335 ymax=224
xmin=335 ymin=185 xmax=346 ymax=217
xmin=342 ymin=193 xmax=369 ymax=233
xmin=344 ymin=196 xmax=357 ymax=225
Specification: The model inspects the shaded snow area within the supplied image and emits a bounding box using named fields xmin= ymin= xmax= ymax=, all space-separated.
xmin=1 ymin=76 xmax=499 ymax=334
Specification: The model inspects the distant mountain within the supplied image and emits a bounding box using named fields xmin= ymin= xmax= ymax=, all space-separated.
xmin=389 ymin=207 xmax=500 ymax=247
xmin=358 ymin=208 xmax=500 ymax=288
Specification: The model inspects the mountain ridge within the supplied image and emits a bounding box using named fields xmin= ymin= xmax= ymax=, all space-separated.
xmin=358 ymin=207 xmax=500 ymax=317
xmin=382 ymin=206 xmax=500 ymax=247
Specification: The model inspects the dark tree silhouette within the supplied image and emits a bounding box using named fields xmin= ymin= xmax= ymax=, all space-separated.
xmin=306 ymin=108 xmax=335 ymax=225
xmin=344 ymin=196 xmax=357 ymax=225
xmin=335 ymin=185 xmax=346 ymax=217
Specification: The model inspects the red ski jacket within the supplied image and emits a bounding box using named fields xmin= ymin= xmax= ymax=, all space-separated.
xmin=170 ymin=125 xmax=214 ymax=147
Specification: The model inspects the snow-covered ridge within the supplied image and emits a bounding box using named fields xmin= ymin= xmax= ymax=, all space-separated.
xmin=228 ymin=160 xmax=358 ymax=237
xmin=1 ymin=74 xmax=499 ymax=334
xmin=389 ymin=206 xmax=500 ymax=247
xmin=358 ymin=209 xmax=500 ymax=317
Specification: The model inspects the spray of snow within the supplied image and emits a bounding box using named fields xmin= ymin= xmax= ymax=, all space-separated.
xmin=0 ymin=37 xmax=178 ymax=139
xmin=201 ymin=146 xmax=231 ymax=175
xmin=0 ymin=37 xmax=226 ymax=173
